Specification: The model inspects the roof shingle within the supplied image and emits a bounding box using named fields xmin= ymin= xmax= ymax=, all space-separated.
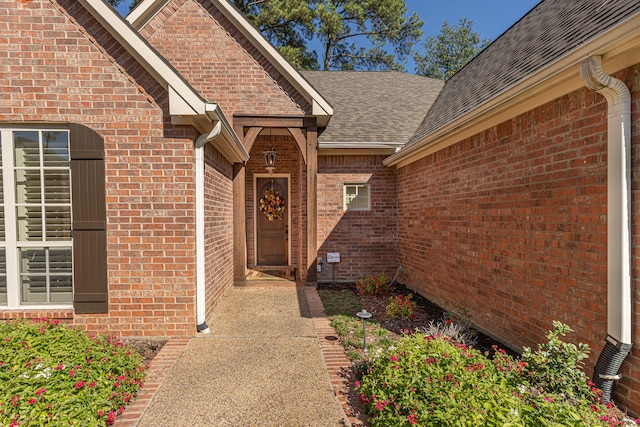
xmin=408 ymin=0 xmax=640 ymax=146
xmin=301 ymin=71 xmax=443 ymax=146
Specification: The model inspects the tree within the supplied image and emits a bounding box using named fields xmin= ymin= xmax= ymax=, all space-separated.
xmin=414 ymin=18 xmax=490 ymax=80
xmin=233 ymin=0 xmax=423 ymax=71
xmin=233 ymin=0 xmax=319 ymax=69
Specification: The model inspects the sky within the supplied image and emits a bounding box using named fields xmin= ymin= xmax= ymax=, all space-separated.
xmin=115 ymin=0 xmax=541 ymax=73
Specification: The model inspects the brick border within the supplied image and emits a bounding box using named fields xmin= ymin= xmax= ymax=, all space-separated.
xmin=114 ymin=338 xmax=190 ymax=427
xmin=304 ymin=287 xmax=369 ymax=427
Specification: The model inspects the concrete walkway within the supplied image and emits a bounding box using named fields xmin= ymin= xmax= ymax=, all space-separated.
xmin=128 ymin=283 xmax=352 ymax=426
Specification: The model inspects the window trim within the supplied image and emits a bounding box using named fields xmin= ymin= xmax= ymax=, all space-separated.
xmin=0 ymin=127 xmax=73 ymax=309
xmin=343 ymin=183 xmax=371 ymax=211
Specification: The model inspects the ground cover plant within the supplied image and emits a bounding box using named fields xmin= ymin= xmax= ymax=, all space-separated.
xmin=0 ymin=319 xmax=147 ymax=426
xmin=317 ymin=282 xmax=639 ymax=426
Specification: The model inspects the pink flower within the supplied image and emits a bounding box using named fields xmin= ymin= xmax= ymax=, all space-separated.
xmin=75 ymin=381 xmax=86 ymax=390
xmin=88 ymin=381 xmax=96 ymax=388
xmin=355 ymin=381 xmax=360 ymax=387
xmin=36 ymin=388 xmax=46 ymax=396
xmin=107 ymin=411 xmax=116 ymax=425
xmin=375 ymin=400 xmax=385 ymax=411
xmin=28 ymin=398 xmax=37 ymax=405
xmin=407 ymin=411 xmax=418 ymax=425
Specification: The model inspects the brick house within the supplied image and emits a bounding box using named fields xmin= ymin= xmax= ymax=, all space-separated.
xmin=2 ymin=0 xmax=640 ymax=415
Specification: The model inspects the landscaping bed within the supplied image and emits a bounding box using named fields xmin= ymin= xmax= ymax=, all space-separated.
xmin=317 ymin=278 xmax=639 ymax=427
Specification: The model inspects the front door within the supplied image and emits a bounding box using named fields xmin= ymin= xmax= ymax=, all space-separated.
xmin=256 ymin=177 xmax=288 ymax=265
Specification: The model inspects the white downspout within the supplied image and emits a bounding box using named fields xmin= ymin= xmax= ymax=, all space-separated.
xmin=580 ymin=55 xmax=632 ymax=401
xmin=194 ymin=121 xmax=222 ymax=334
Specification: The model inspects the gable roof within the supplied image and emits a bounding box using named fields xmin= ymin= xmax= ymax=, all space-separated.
xmin=389 ymin=0 xmax=640 ymax=166
xmin=78 ymin=0 xmax=249 ymax=163
xmin=128 ymin=0 xmax=333 ymax=126
xmin=301 ymin=71 xmax=443 ymax=150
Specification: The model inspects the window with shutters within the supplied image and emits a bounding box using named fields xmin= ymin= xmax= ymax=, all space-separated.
xmin=0 ymin=128 xmax=73 ymax=307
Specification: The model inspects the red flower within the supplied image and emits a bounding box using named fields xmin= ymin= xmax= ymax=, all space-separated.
xmin=35 ymin=388 xmax=46 ymax=396
xmin=75 ymin=381 xmax=86 ymax=390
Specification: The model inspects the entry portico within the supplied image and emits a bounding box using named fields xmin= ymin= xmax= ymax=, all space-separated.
xmin=232 ymin=117 xmax=320 ymax=285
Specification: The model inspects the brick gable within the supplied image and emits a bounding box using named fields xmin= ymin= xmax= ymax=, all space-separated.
xmin=138 ymin=0 xmax=310 ymax=122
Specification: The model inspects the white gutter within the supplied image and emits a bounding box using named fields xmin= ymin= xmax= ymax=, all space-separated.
xmin=580 ymin=56 xmax=632 ymax=346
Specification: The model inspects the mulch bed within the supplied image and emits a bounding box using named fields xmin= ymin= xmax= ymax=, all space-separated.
xmin=318 ymin=282 xmax=512 ymax=356
xmin=317 ymin=282 xmax=519 ymax=426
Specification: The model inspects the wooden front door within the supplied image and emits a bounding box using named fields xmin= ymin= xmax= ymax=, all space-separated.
xmin=256 ymin=177 xmax=288 ymax=265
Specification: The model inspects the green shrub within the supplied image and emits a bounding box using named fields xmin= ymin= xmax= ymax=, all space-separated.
xmin=521 ymin=321 xmax=592 ymax=400
xmin=355 ymin=273 xmax=394 ymax=295
xmin=357 ymin=324 xmax=632 ymax=427
xmin=385 ymin=294 xmax=416 ymax=321
xmin=0 ymin=319 xmax=146 ymax=426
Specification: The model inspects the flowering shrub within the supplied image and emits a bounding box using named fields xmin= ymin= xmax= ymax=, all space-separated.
xmin=357 ymin=324 xmax=637 ymax=426
xmin=0 ymin=319 xmax=147 ymax=426
xmin=385 ymin=294 xmax=416 ymax=321
xmin=355 ymin=273 xmax=394 ymax=295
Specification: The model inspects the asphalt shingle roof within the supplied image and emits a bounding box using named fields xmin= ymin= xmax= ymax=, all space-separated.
xmin=301 ymin=71 xmax=443 ymax=146
xmin=408 ymin=0 xmax=640 ymax=146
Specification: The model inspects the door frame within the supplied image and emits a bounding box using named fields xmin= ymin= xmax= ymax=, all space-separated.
xmin=253 ymin=173 xmax=291 ymax=266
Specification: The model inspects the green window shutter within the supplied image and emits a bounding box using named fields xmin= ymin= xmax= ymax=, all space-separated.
xmin=70 ymin=124 xmax=107 ymax=314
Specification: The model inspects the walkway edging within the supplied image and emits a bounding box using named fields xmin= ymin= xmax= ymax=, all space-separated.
xmin=114 ymin=338 xmax=190 ymax=427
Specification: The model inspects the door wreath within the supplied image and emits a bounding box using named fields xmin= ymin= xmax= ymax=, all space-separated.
xmin=259 ymin=188 xmax=286 ymax=221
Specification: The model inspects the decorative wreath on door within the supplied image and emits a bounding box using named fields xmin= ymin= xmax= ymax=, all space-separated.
xmin=259 ymin=188 xmax=286 ymax=221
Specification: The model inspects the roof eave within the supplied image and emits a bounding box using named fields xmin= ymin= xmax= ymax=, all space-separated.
xmin=385 ymin=13 xmax=640 ymax=169
xmin=80 ymin=0 xmax=247 ymax=163
xmin=128 ymin=0 xmax=333 ymax=126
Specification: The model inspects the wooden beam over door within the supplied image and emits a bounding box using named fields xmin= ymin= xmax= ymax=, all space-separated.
xmin=234 ymin=116 xmax=307 ymax=128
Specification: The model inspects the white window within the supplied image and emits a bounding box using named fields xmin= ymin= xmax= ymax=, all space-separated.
xmin=0 ymin=128 xmax=72 ymax=307
xmin=344 ymin=183 xmax=370 ymax=211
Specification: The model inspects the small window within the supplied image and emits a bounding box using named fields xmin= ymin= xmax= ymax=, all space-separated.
xmin=344 ymin=184 xmax=370 ymax=211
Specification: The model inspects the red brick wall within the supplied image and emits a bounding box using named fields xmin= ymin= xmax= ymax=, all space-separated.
xmin=396 ymin=65 xmax=640 ymax=414
xmin=1 ymin=0 xmax=201 ymax=337
xmin=318 ymin=155 xmax=398 ymax=283
xmin=245 ymin=135 xmax=306 ymax=280
xmin=203 ymin=144 xmax=234 ymax=316
xmin=138 ymin=0 xmax=310 ymax=123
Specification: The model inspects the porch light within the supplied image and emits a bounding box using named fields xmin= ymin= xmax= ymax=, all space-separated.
xmin=264 ymin=147 xmax=277 ymax=174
